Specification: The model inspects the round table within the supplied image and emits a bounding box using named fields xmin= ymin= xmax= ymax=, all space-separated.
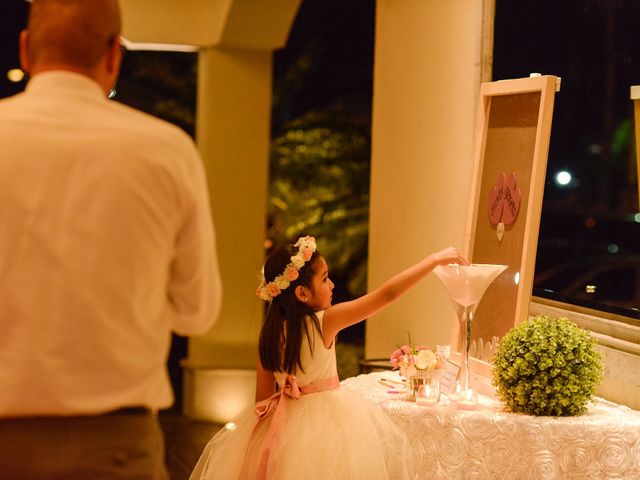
xmin=341 ymin=371 xmax=640 ymax=479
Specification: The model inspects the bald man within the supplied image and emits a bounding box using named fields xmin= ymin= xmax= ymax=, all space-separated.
xmin=0 ymin=1 xmax=222 ymax=478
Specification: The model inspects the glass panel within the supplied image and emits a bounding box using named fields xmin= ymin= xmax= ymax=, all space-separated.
xmin=494 ymin=1 xmax=640 ymax=320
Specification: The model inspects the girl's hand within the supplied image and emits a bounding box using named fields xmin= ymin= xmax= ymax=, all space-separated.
xmin=429 ymin=246 xmax=468 ymax=266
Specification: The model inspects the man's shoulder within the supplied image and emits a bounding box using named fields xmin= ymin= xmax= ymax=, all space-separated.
xmin=107 ymin=101 xmax=186 ymax=135
xmin=0 ymin=92 xmax=26 ymax=111
xmin=103 ymin=101 xmax=195 ymax=150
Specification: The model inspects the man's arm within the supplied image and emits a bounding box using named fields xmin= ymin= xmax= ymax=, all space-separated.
xmin=168 ymin=143 xmax=222 ymax=336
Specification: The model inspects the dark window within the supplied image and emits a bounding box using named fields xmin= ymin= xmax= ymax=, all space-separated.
xmin=494 ymin=1 xmax=640 ymax=320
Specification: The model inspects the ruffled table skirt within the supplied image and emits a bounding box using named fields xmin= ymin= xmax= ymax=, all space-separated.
xmin=341 ymin=371 xmax=640 ymax=479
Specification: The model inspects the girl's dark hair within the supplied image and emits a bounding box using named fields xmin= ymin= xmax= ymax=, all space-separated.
xmin=258 ymin=242 xmax=322 ymax=374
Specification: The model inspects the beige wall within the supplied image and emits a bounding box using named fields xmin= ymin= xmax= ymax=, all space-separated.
xmin=366 ymin=0 xmax=491 ymax=358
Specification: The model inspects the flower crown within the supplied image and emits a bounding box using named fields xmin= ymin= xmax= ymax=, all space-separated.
xmin=256 ymin=236 xmax=317 ymax=301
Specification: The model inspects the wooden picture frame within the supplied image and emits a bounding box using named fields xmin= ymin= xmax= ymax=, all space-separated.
xmin=451 ymin=75 xmax=560 ymax=391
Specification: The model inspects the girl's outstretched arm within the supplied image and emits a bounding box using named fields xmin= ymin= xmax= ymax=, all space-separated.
xmin=321 ymin=246 xmax=467 ymax=347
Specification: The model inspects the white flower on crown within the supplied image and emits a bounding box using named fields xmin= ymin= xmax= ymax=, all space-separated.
xmin=290 ymin=255 xmax=305 ymax=269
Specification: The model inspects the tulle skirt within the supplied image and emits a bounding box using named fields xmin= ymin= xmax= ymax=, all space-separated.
xmin=190 ymin=388 xmax=415 ymax=480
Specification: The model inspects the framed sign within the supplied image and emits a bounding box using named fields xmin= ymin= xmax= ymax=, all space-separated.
xmin=451 ymin=75 xmax=560 ymax=385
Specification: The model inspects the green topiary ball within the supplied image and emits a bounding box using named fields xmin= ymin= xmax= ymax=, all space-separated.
xmin=492 ymin=315 xmax=604 ymax=416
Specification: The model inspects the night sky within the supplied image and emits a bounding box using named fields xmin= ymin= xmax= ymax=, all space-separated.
xmin=0 ymin=0 xmax=28 ymax=98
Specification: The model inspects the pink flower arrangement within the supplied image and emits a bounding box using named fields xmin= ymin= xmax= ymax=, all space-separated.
xmin=390 ymin=334 xmax=443 ymax=378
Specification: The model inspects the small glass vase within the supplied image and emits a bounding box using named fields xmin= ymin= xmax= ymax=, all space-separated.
xmin=406 ymin=369 xmax=439 ymax=403
xmin=418 ymin=370 xmax=441 ymax=406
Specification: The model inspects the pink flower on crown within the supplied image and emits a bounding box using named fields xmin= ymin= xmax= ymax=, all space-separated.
xmin=267 ymin=283 xmax=281 ymax=297
xmin=256 ymin=286 xmax=267 ymax=300
xmin=285 ymin=265 xmax=299 ymax=281
xmin=302 ymin=248 xmax=313 ymax=261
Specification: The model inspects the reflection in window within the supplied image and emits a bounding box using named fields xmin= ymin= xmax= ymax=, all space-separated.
xmin=494 ymin=1 xmax=640 ymax=319
xmin=575 ymin=267 xmax=637 ymax=303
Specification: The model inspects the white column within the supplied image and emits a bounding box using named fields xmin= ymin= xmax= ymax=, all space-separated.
xmin=189 ymin=47 xmax=271 ymax=368
xmin=179 ymin=48 xmax=271 ymax=421
xmin=366 ymin=0 xmax=491 ymax=358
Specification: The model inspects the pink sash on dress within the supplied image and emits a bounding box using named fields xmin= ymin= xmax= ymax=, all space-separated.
xmin=249 ymin=374 xmax=340 ymax=480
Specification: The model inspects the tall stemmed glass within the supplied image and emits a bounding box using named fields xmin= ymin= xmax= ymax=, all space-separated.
xmin=434 ymin=264 xmax=508 ymax=406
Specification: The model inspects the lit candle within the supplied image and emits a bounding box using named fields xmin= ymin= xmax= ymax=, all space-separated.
xmin=416 ymin=396 xmax=438 ymax=407
xmin=456 ymin=389 xmax=478 ymax=410
xmin=416 ymin=383 xmax=439 ymax=407
xmin=457 ymin=399 xmax=477 ymax=410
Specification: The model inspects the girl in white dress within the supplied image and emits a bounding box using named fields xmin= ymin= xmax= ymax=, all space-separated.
xmin=190 ymin=236 xmax=466 ymax=480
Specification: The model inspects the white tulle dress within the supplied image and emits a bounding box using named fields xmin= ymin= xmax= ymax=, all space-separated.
xmin=190 ymin=311 xmax=415 ymax=480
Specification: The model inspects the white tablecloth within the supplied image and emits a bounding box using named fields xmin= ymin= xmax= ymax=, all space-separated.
xmin=341 ymin=371 xmax=640 ymax=479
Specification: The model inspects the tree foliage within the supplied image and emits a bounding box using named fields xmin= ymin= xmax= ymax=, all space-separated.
xmin=268 ymin=104 xmax=371 ymax=298
xmin=268 ymin=0 xmax=375 ymax=302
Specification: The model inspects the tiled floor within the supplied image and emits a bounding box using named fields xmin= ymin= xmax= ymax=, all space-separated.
xmin=160 ymin=413 xmax=221 ymax=480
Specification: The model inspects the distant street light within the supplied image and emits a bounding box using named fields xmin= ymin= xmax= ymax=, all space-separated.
xmin=555 ymin=170 xmax=572 ymax=186
xmin=6 ymin=69 xmax=24 ymax=83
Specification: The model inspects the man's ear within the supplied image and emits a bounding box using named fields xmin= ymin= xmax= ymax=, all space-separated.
xmin=105 ymin=35 xmax=122 ymax=77
xmin=294 ymin=286 xmax=308 ymax=303
xmin=19 ymin=30 xmax=31 ymax=74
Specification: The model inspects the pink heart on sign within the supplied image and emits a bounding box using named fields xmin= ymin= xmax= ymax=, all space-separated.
xmin=488 ymin=172 xmax=506 ymax=225
xmin=501 ymin=172 xmax=521 ymax=225
xmin=487 ymin=172 xmax=521 ymax=226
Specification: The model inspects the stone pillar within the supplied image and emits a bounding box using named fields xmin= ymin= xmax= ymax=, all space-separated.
xmin=366 ymin=0 xmax=494 ymax=358
xmin=182 ymin=47 xmax=271 ymax=421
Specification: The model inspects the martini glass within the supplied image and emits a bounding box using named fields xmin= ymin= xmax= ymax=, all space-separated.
xmin=433 ymin=263 xmax=508 ymax=407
